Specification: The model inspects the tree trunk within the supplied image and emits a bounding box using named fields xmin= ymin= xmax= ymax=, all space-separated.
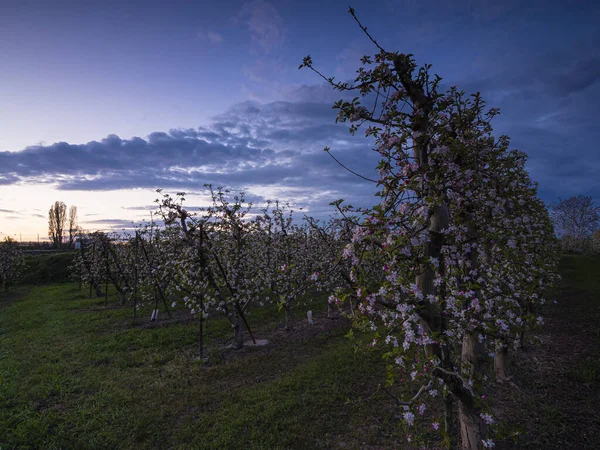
xmin=454 ymin=211 xmax=488 ymax=448
xmin=518 ymin=330 xmax=525 ymax=350
xmin=199 ymin=313 xmax=205 ymax=359
xmin=229 ymin=313 xmax=244 ymax=350
xmin=416 ymin=204 xmax=449 ymax=360
xmin=458 ymin=399 xmax=484 ymax=450
xmin=348 ymin=294 xmax=356 ymax=317
xmin=443 ymin=387 xmax=454 ymax=444
xmin=494 ymin=340 xmax=510 ymax=382
xmin=460 ymin=333 xmax=485 ymax=450
xmin=283 ymin=303 xmax=292 ymax=329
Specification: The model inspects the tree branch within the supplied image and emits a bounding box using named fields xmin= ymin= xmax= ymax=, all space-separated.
xmin=381 ymin=380 xmax=432 ymax=407
xmin=348 ymin=7 xmax=387 ymax=54
xmin=325 ymin=147 xmax=378 ymax=183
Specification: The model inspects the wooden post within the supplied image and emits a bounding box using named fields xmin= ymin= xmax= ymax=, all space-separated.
xmin=133 ymin=232 xmax=138 ymax=324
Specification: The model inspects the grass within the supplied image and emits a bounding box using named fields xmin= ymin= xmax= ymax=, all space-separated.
xmin=567 ymin=359 xmax=600 ymax=383
xmin=0 ymin=283 xmax=402 ymax=449
xmin=495 ymin=254 xmax=600 ymax=450
xmin=1 ymin=254 xmax=599 ymax=449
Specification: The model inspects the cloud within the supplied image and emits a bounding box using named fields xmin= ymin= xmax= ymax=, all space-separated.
xmin=237 ymin=0 xmax=284 ymax=54
xmin=0 ymin=98 xmax=382 ymax=216
xmin=87 ymin=218 xmax=136 ymax=224
xmin=448 ymin=28 xmax=600 ymax=103
xmin=0 ymin=174 xmax=19 ymax=185
xmin=554 ymin=56 xmax=600 ymax=97
xmin=121 ymin=205 xmax=160 ymax=211
xmin=277 ymin=81 xmax=357 ymax=104
xmin=0 ymin=129 xmax=275 ymax=181
xmin=83 ymin=218 xmax=142 ymax=230
xmin=236 ymin=0 xmax=291 ymax=101
xmin=81 ymin=216 xmax=167 ymax=232
xmin=197 ymin=29 xmax=224 ymax=44
xmin=0 ymin=209 xmax=18 ymax=214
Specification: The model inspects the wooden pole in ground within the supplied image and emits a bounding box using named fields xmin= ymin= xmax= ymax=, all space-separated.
xmin=133 ymin=232 xmax=138 ymax=324
xmin=104 ymin=242 xmax=109 ymax=307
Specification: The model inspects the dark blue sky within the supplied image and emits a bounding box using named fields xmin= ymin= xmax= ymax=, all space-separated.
xmin=0 ymin=0 xmax=598 ymax=235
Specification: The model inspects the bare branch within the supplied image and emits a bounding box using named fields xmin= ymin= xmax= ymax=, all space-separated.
xmin=348 ymin=7 xmax=387 ymax=54
xmin=325 ymin=147 xmax=378 ymax=183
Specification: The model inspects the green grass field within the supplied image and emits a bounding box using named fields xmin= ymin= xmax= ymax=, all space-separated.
xmin=1 ymin=255 xmax=599 ymax=449
xmin=0 ymin=281 xmax=400 ymax=449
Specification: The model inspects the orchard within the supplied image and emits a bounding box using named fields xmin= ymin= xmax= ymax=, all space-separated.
xmin=2 ymin=7 xmax=579 ymax=450
xmin=68 ymin=20 xmax=561 ymax=445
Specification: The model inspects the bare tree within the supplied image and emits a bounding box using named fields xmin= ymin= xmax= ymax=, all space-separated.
xmin=550 ymin=195 xmax=600 ymax=238
xmin=68 ymin=206 xmax=78 ymax=248
xmin=48 ymin=201 xmax=67 ymax=248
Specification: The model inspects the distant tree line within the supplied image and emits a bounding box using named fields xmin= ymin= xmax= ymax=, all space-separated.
xmin=549 ymin=195 xmax=600 ymax=254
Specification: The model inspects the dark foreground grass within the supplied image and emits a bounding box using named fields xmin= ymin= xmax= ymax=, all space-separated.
xmin=1 ymin=255 xmax=598 ymax=449
xmin=0 ymin=285 xmax=402 ymax=449
xmin=495 ymin=254 xmax=600 ymax=450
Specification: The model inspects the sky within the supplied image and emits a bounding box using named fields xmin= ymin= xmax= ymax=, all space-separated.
xmin=0 ymin=0 xmax=599 ymax=240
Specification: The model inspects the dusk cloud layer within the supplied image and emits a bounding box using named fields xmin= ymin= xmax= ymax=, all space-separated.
xmin=0 ymin=98 xmax=382 ymax=215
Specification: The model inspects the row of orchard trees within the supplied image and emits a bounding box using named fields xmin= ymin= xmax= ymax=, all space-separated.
xmin=299 ymin=8 xmax=560 ymax=450
xmin=0 ymin=238 xmax=27 ymax=292
xmin=70 ymin=186 xmax=380 ymax=353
